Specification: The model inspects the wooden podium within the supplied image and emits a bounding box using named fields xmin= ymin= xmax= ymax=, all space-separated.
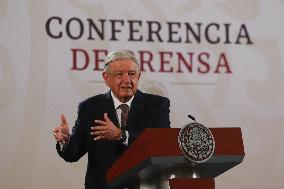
xmin=107 ymin=128 xmax=245 ymax=189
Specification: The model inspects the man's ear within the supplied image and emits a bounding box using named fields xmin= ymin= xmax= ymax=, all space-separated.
xmin=102 ymin=71 xmax=109 ymax=86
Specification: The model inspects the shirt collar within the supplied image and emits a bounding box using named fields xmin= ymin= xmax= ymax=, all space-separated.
xmin=111 ymin=91 xmax=134 ymax=109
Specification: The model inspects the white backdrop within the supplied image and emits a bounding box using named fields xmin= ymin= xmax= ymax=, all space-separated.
xmin=1 ymin=0 xmax=284 ymax=188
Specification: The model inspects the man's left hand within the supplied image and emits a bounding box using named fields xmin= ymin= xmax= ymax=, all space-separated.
xmin=90 ymin=113 xmax=121 ymax=141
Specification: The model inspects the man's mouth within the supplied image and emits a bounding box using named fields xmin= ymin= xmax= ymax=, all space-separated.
xmin=121 ymin=86 xmax=132 ymax=90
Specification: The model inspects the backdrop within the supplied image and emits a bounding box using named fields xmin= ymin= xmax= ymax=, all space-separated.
xmin=1 ymin=0 xmax=284 ymax=188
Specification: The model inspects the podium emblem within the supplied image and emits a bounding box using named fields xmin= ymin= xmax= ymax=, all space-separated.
xmin=178 ymin=122 xmax=215 ymax=163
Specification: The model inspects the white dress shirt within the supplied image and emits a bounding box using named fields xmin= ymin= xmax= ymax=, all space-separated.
xmin=111 ymin=91 xmax=134 ymax=146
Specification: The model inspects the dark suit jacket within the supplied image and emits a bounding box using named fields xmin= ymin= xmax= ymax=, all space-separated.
xmin=56 ymin=90 xmax=171 ymax=189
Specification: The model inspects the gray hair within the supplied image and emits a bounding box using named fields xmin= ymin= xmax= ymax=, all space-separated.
xmin=104 ymin=50 xmax=140 ymax=72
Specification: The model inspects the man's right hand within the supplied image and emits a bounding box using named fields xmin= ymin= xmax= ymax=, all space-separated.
xmin=53 ymin=114 xmax=70 ymax=144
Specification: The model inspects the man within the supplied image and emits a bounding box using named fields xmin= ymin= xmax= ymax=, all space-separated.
xmin=53 ymin=50 xmax=171 ymax=189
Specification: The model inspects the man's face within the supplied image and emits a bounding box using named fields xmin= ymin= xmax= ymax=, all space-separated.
xmin=103 ymin=59 xmax=140 ymax=102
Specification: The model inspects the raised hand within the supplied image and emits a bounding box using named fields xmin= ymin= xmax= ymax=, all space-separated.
xmin=90 ymin=113 xmax=121 ymax=141
xmin=53 ymin=113 xmax=70 ymax=144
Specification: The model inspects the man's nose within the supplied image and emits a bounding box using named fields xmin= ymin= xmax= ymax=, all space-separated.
xmin=122 ymin=73 xmax=131 ymax=82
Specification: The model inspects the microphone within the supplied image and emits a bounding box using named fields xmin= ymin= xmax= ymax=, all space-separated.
xmin=188 ymin=114 xmax=197 ymax=122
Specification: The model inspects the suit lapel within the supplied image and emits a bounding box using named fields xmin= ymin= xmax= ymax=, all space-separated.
xmin=104 ymin=91 xmax=120 ymax=127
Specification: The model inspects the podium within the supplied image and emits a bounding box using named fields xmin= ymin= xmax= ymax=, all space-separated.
xmin=107 ymin=128 xmax=245 ymax=189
